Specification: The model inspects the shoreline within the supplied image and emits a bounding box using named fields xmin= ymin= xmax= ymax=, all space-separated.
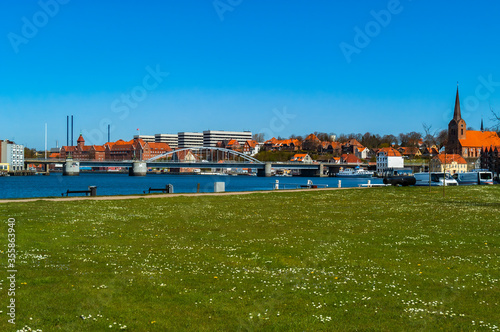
xmin=0 ymin=186 xmax=363 ymax=204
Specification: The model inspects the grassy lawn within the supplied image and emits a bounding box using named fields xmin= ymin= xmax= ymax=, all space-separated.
xmin=1 ymin=186 xmax=499 ymax=331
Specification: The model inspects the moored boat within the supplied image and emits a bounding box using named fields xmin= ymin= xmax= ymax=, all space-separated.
xmin=336 ymin=166 xmax=374 ymax=178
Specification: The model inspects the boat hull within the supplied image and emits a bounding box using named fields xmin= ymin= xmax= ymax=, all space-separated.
xmin=335 ymin=174 xmax=373 ymax=178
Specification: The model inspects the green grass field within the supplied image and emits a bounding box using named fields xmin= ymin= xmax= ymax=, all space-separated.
xmin=1 ymin=186 xmax=499 ymax=331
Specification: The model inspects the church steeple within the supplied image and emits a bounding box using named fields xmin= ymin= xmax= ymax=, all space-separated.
xmin=481 ymin=117 xmax=484 ymax=131
xmin=453 ymin=85 xmax=461 ymax=121
xmin=446 ymin=85 xmax=467 ymax=154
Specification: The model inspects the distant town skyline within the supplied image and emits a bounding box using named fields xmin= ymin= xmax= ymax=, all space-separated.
xmin=2 ymin=1 xmax=500 ymax=149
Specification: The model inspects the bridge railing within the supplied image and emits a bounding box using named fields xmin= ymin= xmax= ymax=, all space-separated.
xmin=147 ymin=147 xmax=264 ymax=164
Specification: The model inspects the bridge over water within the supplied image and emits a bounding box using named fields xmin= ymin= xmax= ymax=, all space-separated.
xmin=25 ymin=147 xmax=378 ymax=177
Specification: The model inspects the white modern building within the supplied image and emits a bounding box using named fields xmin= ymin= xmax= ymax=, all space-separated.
xmin=178 ymin=132 xmax=203 ymax=148
xmin=0 ymin=140 xmax=24 ymax=171
xmin=133 ymin=135 xmax=155 ymax=143
xmin=203 ymin=130 xmax=252 ymax=147
xmin=155 ymin=134 xmax=178 ymax=149
xmin=376 ymin=147 xmax=404 ymax=173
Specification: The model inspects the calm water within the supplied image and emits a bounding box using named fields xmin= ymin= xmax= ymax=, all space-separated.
xmin=0 ymin=173 xmax=383 ymax=199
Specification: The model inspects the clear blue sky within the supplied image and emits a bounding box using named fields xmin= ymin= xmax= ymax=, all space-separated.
xmin=1 ymin=0 xmax=500 ymax=149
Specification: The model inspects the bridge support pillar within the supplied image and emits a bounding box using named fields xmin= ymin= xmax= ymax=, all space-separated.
xmin=63 ymin=160 xmax=80 ymax=176
xmin=319 ymin=163 xmax=327 ymax=177
xmin=257 ymin=163 xmax=272 ymax=177
xmin=129 ymin=161 xmax=147 ymax=176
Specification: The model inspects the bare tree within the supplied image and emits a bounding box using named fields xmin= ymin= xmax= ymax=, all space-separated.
xmin=337 ymin=134 xmax=348 ymax=143
xmin=381 ymin=134 xmax=398 ymax=147
xmin=490 ymin=105 xmax=500 ymax=133
xmin=437 ymin=130 xmax=448 ymax=149
xmin=252 ymin=133 xmax=265 ymax=142
xmin=422 ymin=123 xmax=439 ymax=148
xmin=316 ymin=132 xmax=329 ymax=142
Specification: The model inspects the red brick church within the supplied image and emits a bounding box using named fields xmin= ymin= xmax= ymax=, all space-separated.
xmin=446 ymin=87 xmax=500 ymax=158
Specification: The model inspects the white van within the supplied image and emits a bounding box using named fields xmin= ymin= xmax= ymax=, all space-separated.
xmin=454 ymin=170 xmax=493 ymax=185
xmin=414 ymin=172 xmax=458 ymax=186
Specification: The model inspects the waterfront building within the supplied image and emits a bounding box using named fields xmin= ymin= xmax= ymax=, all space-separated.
xmin=329 ymin=157 xmax=341 ymax=164
xmin=342 ymin=138 xmax=364 ymax=154
xmin=376 ymin=147 xmax=403 ymax=173
xmin=216 ymin=139 xmax=242 ymax=151
xmin=302 ymin=134 xmax=321 ymax=150
xmin=0 ymin=140 xmax=24 ymax=171
xmin=446 ymin=87 xmax=500 ymax=159
xmin=263 ymin=137 xmax=302 ymax=151
xmin=60 ymin=135 xmax=171 ymax=161
xmin=341 ymin=154 xmax=362 ymax=164
xmin=290 ymin=153 xmax=313 ymax=163
xmin=430 ymin=153 xmax=467 ymax=174
xmin=203 ymin=130 xmax=252 ymax=147
xmin=243 ymin=140 xmax=261 ymax=155
xmin=354 ymin=146 xmax=371 ymax=160
xmin=172 ymin=149 xmax=198 ymax=162
xmin=398 ymin=147 xmax=422 ymax=158
xmin=319 ymin=141 xmax=342 ymax=154
xmin=178 ymin=132 xmax=203 ymax=148
xmin=155 ymin=134 xmax=178 ymax=149
xmin=104 ymin=138 xmax=171 ymax=161
xmin=61 ymin=135 xmax=104 ymax=161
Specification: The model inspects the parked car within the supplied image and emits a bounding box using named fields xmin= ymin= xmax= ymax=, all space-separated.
xmin=382 ymin=168 xmax=416 ymax=186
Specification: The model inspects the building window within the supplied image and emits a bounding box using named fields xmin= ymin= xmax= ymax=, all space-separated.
xmin=461 ymin=129 xmax=463 ymax=135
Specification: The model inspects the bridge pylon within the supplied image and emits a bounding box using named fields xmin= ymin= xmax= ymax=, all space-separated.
xmin=129 ymin=161 xmax=147 ymax=176
xmin=257 ymin=162 xmax=272 ymax=177
xmin=63 ymin=160 xmax=80 ymax=176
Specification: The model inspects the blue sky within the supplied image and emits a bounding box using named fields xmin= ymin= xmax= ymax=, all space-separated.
xmin=1 ymin=0 xmax=500 ymax=149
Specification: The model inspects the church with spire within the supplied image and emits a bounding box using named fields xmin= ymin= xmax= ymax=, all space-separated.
xmin=446 ymin=87 xmax=500 ymax=159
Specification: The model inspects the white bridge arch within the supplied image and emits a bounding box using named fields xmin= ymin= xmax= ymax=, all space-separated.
xmin=147 ymin=147 xmax=264 ymax=164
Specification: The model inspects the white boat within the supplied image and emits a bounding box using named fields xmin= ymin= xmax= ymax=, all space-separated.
xmin=414 ymin=172 xmax=458 ymax=186
xmin=336 ymin=167 xmax=374 ymax=178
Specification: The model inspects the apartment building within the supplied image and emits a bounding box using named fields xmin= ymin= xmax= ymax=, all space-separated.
xmin=133 ymin=135 xmax=155 ymax=143
xmin=155 ymin=134 xmax=178 ymax=149
xmin=178 ymin=132 xmax=203 ymax=148
xmin=0 ymin=140 xmax=24 ymax=171
xmin=203 ymin=130 xmax=252 ymax=147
